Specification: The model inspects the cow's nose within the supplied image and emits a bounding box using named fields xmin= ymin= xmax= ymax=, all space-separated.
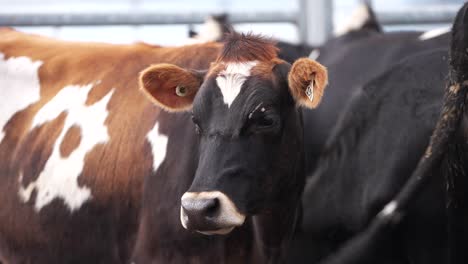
xmin=181 ymin=197 xmax=220 ymax=225
xmin=180 ymin=191 xmax=246 ymax=235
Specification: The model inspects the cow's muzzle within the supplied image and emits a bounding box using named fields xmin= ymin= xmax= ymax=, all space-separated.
xmin=180 ymin=191 xmax=246 ymax=235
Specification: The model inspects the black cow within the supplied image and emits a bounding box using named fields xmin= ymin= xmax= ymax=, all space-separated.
xmin=290 ymin=3 xmax=468 ymax=263
xmin=304 ymin=4 xmax=450 ymax=174
xmin=297 ymin=48 xmax=448 ymax=264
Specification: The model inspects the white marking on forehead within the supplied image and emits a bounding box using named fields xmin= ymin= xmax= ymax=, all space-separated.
xmin=147 ymin=122 xmax=168 ymax=172
xmin=216 ymin=61 xmax=258 ymax=108
xmin=309 ymin=49 xmax=320 ymax=60
xmin=418 ymin=27 xmax=450 ymax=41
xmin=18 ymin=84 xmax=114 ymax=212
xmin=0 ymin=53 xmax=42 ymax=143
xmin=335 ymin=4 xmax=370 ymax=36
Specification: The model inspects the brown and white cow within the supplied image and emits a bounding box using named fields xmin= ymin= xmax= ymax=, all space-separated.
xmin=0 ymin=28 xmax=327 ymax=263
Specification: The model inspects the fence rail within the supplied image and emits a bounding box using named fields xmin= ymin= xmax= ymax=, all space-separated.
xmin=378 ymin=5 xmax=459 ymax=25
xmin=0 ymin=12 xmax=296 ymax=27
xmin=0 ymin=5 xmax=460 ymax=27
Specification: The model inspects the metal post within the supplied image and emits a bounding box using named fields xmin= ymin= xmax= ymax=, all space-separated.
xmin=298 ymin=0 xmax=333 ymax=45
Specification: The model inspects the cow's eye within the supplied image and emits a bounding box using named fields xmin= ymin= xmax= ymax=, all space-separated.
xmin=255 ymin=115 xmax=276 ymax=128
xmin=248 ymin=112 xmax=279 ymax=134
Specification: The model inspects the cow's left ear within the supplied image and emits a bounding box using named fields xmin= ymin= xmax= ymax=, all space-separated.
xmin=139 ymin=64 xmax=206 ymax=112
xmin=288 ymin=58 xmax=328 ymax=109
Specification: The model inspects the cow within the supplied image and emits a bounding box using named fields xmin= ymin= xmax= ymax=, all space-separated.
xmin=289 ymin=3 xmax=468 ymax=263
xmin=0 ymin=28 xmax=328 ymax=263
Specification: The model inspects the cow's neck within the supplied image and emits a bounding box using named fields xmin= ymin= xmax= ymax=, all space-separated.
xmin=250 ymin=156 xmax=304 ymax=263
xmin=251 ymin=196 xmax=301 ymax=263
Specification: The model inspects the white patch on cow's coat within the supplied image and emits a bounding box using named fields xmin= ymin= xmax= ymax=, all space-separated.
xmin=335 ymin=4 xmax=370 ymax=36
xmin=147 ymin=122 xmax=168 ymax=172
xmin=418 ymin=27 xmax=451 ymax=41
xmin=309 ymin=49 xmax=321 ymax=60
xmin=18 ymin=84 xmax=114 ymax=212
xmin=216 ymin=61 xmax=257 ymax=108
xmin=380 ymin=200 xmax=398 ymax=217
xmin=0 ymin=53 xmax=43 ymax=143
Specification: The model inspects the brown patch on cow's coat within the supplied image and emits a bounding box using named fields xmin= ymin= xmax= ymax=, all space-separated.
xmin=59 ymin=125 xmax=82 ymax=158
xmin=288 ymin=58 xmax=328 ymax=108
xmin=139 ymin=64 xmax=204 ymax=112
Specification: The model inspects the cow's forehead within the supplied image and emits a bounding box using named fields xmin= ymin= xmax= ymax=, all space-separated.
xmin=208 ymin=59 xmax=281 ymax=79
xmin=198 ymin=60 xmax=281 ymax=110
xmin=194 ymin=33 xmax=287 ymax=116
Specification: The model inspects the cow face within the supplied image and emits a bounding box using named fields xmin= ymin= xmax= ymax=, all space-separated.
xmin=139 ymin=33 xmax=327 ymax=235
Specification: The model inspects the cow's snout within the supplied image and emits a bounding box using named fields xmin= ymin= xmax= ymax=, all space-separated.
xmin=180 ymin=191 xmax=246 ymax=235
xmin=182 ymin=196 xmax=220 ymax=225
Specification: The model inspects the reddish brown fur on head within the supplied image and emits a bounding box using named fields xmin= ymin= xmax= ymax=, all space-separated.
xmin=216 ymin=32 xmax=279 ymax=63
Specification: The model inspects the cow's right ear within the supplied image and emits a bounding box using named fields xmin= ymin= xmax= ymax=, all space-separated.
xmin=139 ymin=64 xmax=206 ymax=112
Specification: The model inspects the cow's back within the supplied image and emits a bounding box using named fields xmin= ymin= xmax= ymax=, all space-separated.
xmin=0 ymin=29 xmax=220 ymax=263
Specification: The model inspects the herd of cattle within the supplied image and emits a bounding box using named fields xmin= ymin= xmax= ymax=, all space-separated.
xmin=1 ymin=2 xmax=468 ymax=264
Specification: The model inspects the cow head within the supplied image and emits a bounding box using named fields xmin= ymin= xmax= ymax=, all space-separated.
xmin=139 ymin=33 xmax=327 ymax=235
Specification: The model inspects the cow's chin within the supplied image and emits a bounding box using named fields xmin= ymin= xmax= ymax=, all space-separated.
xmin=197 ymin=227 xmax=236 ymax=235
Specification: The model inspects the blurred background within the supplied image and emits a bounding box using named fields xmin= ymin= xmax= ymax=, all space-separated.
xmin=0 ymin=0 xmax=465 ymax=46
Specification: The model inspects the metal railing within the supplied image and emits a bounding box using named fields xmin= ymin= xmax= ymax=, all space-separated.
xmin=0 ymin=3 xmax=461 ymax=45
xmin=0 ymin=12 xmax=296 ymax=27
xmin=0 ymin=8 xmax=459 ymax=27
xmin=378 ymin=5 xmax=460 ymax=25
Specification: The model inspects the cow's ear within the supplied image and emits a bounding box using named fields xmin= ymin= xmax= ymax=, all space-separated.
xmin=139 ymin=64 xmax=206 ymax=112
xmin=288 ymin=58 xmax=328 ymax=109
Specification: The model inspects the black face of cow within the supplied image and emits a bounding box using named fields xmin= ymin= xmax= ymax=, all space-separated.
xmin=181 ymin=64 xmax=300 ymax=234
xmin=139 ymin=33 xmax=328 ymax=235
